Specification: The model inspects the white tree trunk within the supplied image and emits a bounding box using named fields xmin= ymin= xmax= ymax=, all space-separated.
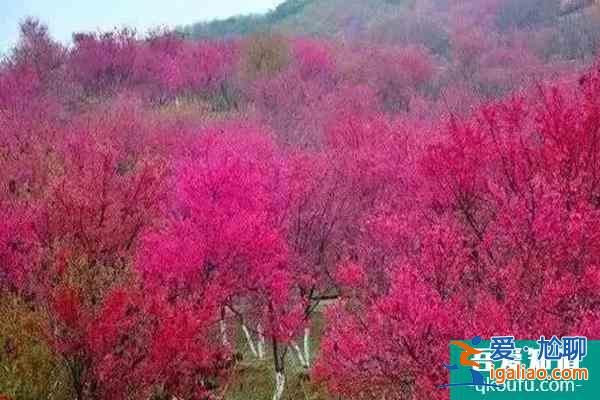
xmin=291 ymin=341 xmax=308 ymax=368
xmin=242 ymin=324 xmax=258 ymax=358
xmin=273 ymin=371 xmax=286 ymax=400
xmin=303 ymin=327 xmax=311 ymax=367
xmin=220 ymin=319 xmax=229 ymax=347
xmin=257 ymin=323 xmax=265 ymax=359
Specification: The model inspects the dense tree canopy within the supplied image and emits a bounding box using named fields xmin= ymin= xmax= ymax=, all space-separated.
xmin=1 ymin=1 xmax=600 ymax=399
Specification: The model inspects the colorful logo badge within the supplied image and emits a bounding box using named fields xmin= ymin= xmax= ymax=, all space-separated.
xmin=443 ymin=337 xmax=598 ymax=399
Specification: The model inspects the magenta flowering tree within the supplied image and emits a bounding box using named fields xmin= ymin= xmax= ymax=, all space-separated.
xmin=248 ymin=38 xmax=339 ymax=147
xmin=315 ymin=63 xmax=600 ymax=400
xmin=69 ymin=29 xmax=138 ymax=94
xmin=132 ymin=34 xmax=238 ymax=101
xmin=0 ymin=93 xmax=180 ymax=399
xmin=136 ymin=123 xmax=302 ymax=400
xmin=173 ymin=40 xmax=238 ymax=94
xmin=291 ymin=38 xmax=336 ymax=83
xmin=280 ymin=99 xmax=411 ymax=373
xmin=4 ymin=7 xmax=600 ymax=400
xmin=0 ymin=202 xmax=39 ymax=294
xmin=48 ymin=282 xmax=232 ymax=400
xmin=339 ymin=45 xmax=435 ymax=113
xmin=315 ymin=267 xmax=465 ymax=400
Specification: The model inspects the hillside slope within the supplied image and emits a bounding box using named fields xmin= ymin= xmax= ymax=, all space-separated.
xmin=179 ymin=0 xmax=415 ymax=39
xmin=179 ymin=0 xmax=600 ymax=60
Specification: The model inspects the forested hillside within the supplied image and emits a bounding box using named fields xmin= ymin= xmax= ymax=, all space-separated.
xmin=179 ymin=0 xmax=415 ymax=39
xmin=2 ymin=1 xmax=600 ymax=400
xmin=181 ymin=0 xmax=600 ymax=58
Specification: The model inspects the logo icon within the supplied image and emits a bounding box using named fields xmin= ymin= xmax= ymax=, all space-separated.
xmin=439 ymin=336 xmax=502 ymax=389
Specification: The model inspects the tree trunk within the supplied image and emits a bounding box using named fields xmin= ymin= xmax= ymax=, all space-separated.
xmin=257 ymin=323 xmax=265 ymax=359
xmin=271 ymin=338 xmax=286 ymax=400
xmin=291 ymin=341 xmax=308 ymax=368
xmin=242 ymin=323 xmax=258 ymax=358
xmin=273 ymin=371 xmax=286 ymax=400
xmin=220 ymin=308 xmax=229 ymax=347
xmin=269 ymin=301 xmax=287 ymax=400
xmin=303 ymin=326 xmax=311 ymax=367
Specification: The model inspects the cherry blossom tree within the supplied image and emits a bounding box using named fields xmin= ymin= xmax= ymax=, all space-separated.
xmin=316 ymin=60 xmax=600 ymax=400
xmin=136 ymin=123 xmax=301 ymax=400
